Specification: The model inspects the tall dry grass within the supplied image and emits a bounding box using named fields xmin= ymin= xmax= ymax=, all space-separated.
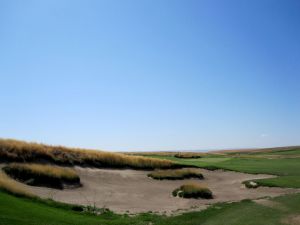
xmin=3 ymin=163 xmax=81 ymax=189
xmin=172 ymin=182 xmax=213 ymax=199
xmin=148 ymin=168 xmax=204 ymax=180
xmin=174 ymin=152 xmax=204 ymax=159
xmin=4 ymin=163 xmax=79 ymax=180
xmin=0 ymin=139 xmax=176 ymax=169
xmin=0 ymin=170 xmax=33 ymax=197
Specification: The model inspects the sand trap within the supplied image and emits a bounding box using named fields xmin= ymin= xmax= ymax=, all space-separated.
xmin=13 ymin=167 xmax=297 ymax=214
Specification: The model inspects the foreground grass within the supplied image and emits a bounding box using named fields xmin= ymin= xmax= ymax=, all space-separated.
xmin=0 ymin=139 xmax=176 ymax=169
xmin=3 ymin=163 xmax=81 ymax=189
xmin=148 ymin=168 xmax=203 ymax=180
xmin=1 ymin=190 xmax=300 ymax=225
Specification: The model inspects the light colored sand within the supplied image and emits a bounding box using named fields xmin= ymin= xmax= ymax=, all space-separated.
xmin=13 ymin=167 xmax=297 ymax=214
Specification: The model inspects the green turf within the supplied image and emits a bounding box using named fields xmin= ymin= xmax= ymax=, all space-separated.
xmin=253 ymin=176 xmax=300 ymax=188
xmin=161 ymin=200 xmax=282 ymax=225
xmin=147 ymin=155 xmax=300 ymax=188
xmin=1 ymin=191 xmax=300 ymax=225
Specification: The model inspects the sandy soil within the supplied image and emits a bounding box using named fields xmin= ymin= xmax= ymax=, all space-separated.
xmin=12 ymin=167 xmax=296 ymax=214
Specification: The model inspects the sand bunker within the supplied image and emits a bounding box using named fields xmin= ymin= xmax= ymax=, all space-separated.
xmin=7 ymin=167 xmax=299 ymax=214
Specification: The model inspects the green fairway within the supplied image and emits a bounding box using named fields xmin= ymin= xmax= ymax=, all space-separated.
xmin=1 ymin=191 xmax=300 ymax=225
xmin=253 ymin=176 xmax=300 ymax=188
xmin=146 ymin=153 xmax=300 ymax=188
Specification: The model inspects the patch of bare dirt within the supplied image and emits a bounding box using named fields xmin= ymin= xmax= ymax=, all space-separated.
xmin=4 ymin=166 xmax=299 ymax=214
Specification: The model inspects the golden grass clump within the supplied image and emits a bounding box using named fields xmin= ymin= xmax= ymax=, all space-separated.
xmin=0 ymin=170 xmax=33 ymax=197
xmin=148 ymin=168 xmax=204 ymax=180
xmin=174 ymin=152 xmax=204 ymax=159
xmin=3 ymin=163 xmax=81 ymax=189
xmin=4 ymin=163 xmax=79 ymax=180
xmin=172 ymin=182 xmax=213 ymax=199
xmin=0 ymin=139 xmax=176 ymax=169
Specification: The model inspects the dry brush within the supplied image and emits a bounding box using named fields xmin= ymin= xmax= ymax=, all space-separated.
xmin=0 ymin=139 xmax=177 ymax=169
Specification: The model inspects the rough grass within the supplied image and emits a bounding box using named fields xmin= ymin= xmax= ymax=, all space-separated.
xmin=174 ymin=153 xmax=203 ymax=159
xmin=128 ymin=151 xmax=207 ymax=158
xmin=0 ymin=171 xmax=33 ymax=197
xmin=3 ymin=163 xmax=81 ymax=189
xmin=148 ymin=168 xmax=204 ymax=180
xmin=172 ymin=182 xmax=213 ymax=199
xmin=0 ymin=139 xmax=176 ymax=169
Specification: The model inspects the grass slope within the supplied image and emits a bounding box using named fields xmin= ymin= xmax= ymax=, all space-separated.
xmin=0 ymin=139 xmax=175 ymax=169
xmin=1 ymin=190 xmax=300 ymax=225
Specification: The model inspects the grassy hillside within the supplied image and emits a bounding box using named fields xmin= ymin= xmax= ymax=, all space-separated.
xmin=146 ymin=148 xmax=300 ymax=188
xmin=0 ymin=139 xmax=176 ymax=169
xmin=1 ymin=190 xmax=300 ymax=225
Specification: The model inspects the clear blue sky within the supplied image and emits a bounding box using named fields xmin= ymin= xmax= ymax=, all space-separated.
xmin=0 ymin=0 xmax=299 ymax=151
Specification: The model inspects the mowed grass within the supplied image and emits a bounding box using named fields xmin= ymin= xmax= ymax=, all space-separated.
xmin=251 ymin=176 xmax=300 ymax=188
xmin=0 ymin=139 xmax=176 ymax=169
xmin=3 ymin=163 xmax=81 ymax=189
xmin=148 ymin=168 xmax=203 ymax=180
xmin=1 ymin=190 xmax=300 ymax=225
xmin=146 ymin=153 xmax=300 ymax=188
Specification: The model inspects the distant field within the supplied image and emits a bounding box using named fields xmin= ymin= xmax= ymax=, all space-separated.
xmin=1 ymin=191 xmax=300 ymax=225
xmin=145 ymin=148 xmax=300 ymax=188
xmin=216 ymin=146 xmax=300 ymax=155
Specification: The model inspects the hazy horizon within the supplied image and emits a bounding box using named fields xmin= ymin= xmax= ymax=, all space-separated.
xmin=1 ymin=0 xmax=299 ymax=151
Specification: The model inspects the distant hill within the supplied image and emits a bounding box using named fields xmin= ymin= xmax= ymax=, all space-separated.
xmin=211 ymin=146 xmax=300 ymax=154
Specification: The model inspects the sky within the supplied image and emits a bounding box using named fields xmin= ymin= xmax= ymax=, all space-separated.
xmin=0 ymin=0 xmax=299 ymax=151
